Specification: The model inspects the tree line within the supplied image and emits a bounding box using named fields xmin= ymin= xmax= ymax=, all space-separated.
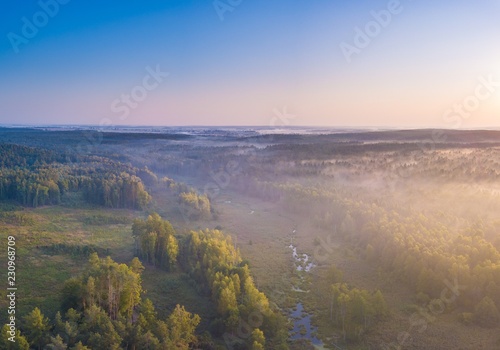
xmin=0 ymin=144 xmax=153 ymax=209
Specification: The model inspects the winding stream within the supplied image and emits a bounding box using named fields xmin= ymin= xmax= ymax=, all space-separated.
xmin=288 ymin=243 xmax=324 ymax=347
xmin=290 ymin=303 xmax=323 ymax=345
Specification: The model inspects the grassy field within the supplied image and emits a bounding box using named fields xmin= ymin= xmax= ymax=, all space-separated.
xmin=0 ymin=187 xmax=222 ymax=339
xmin=0 ymin=204 xmax=137 ymax=319
xmin=141 ymin=268 xmax=218 ymax=332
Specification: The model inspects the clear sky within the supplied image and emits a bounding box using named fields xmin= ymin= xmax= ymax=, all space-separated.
xmin=0 ymin=0 xmax=499 ymax=127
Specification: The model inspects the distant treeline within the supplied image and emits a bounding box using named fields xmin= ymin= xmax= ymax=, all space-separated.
xmin=0 ymin=143 xmax=156 ymax=209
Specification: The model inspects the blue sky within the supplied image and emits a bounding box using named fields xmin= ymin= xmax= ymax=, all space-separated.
xmin=0 ymin=0 xmax=499 ymax=127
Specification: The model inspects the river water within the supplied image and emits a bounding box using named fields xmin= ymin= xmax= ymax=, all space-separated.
xmin=288 ymin=243 xmax=324 ymax=347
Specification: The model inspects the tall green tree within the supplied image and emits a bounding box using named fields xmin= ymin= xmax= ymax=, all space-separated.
xmin=474 ymin=296 xmax=500 ymax=327
xmin=132 ymin=213 xmax=179 ymax=270
xmin=166 ymin=304 xmax=201 ymax=349
xmin=81 ymin=305 xmax=122 ymax=350
xmin=0 ymin=324 xmax=29 ymax=350
xmin=251 ymin=329 xmax=265 ymax=350
xmin=23 ymin=307 xmax=50 ymax=350
xmin=45 ymin=335 xmax=67 ymax=350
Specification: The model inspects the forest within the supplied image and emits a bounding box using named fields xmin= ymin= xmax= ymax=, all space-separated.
xmin=1 ymin=212 xmax=281 ymax=349
xmin=1 ymin=127 xmax=500 ymax=349
xmin=0 ymin=144 xmax=151 ymax=209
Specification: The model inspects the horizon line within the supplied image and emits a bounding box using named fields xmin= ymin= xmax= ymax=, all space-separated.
xmin=1 ymin=123 xmax=500 ymax=132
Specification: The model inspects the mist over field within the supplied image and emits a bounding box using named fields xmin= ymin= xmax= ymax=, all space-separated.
xmin=0 ymin=127 xmax=499 ymax=349
xmin=1 ymin=0 xmax=500 ymax=349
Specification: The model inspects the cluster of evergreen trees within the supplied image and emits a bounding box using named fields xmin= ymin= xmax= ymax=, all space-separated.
xmin=161 ymin=177 xmax=212 ymax=220
xmin=61 ymin=253 xmax=143 ymax=320
xmin=0 ymin=144 xmax=152 ymax=209
xmin=0 ymin=144 xmax=73 ymax=168
xmin=130 ymin=214 xmax=290 ymax=348
xmin=132 ymin=214 xmax=179 ymax=270
xmin=251 ymin=180 xmax=500 ymax=329
xmin=178 ymin=192 xmax=211 ymax=219
xmin=0 ymin=167 xmax=67 ymax=207
xmin=0 ymin=254 xmax=202 ymax=350
xmin=329 ymin=283 xmax=387 ymax=342
xmin=311 ymin=265 xmax=388 ymax=344
xmin=182 ymin=229 xmax=289 ymax=349
xmin=81 ymin=172 xmax=150 ymax=209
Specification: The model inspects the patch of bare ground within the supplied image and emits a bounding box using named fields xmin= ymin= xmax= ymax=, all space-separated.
xmin=214 ymin=190 xmax=293 ymax=293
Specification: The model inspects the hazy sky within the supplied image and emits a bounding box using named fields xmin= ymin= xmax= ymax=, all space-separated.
xmin=0 ymin=0 xmax=499 ymax=127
